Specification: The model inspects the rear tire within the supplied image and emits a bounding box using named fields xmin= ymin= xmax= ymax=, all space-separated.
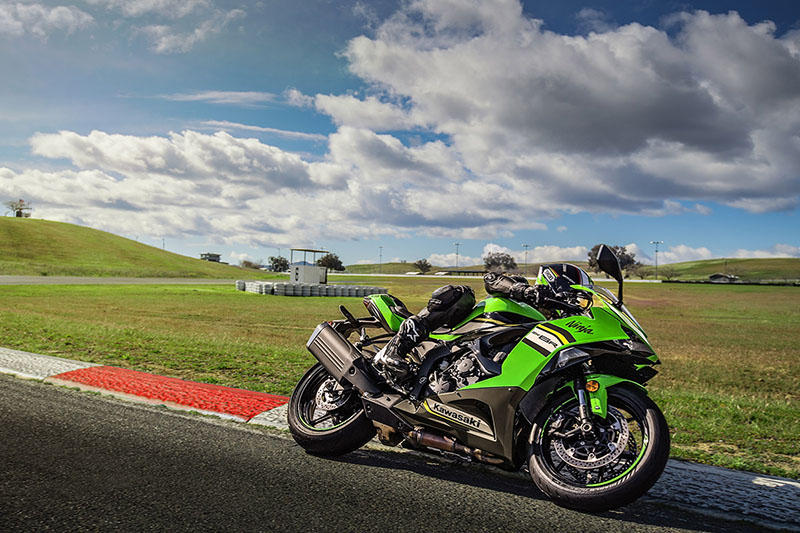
xmin=288 ymin=363 xmax=376 ymax=456
xmin=528 ymin=386 xmax=669 ymax=512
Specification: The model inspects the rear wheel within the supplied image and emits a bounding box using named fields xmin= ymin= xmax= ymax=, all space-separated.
xmin=287 ymin=364 xmax=376 ymax=456
xmin=528 ymin=386 xmax=669 ymax=512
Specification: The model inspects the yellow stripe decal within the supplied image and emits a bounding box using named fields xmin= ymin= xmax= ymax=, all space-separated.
xmin=537 ymin=324 xmax=569 ymax=345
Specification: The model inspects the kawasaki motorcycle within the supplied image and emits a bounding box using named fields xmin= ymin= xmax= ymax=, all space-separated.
xmin=287 ymin=245 xmax=669 ymax=512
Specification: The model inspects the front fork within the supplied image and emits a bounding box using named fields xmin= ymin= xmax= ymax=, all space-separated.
xmin=571 ymin=371 xmax=645 ymax=435
xmin=575 ymin=376 xmax=596 ymax=434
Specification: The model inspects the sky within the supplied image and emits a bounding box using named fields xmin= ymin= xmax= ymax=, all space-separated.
xmin=1 ymin=0 xmax=799 ymax=268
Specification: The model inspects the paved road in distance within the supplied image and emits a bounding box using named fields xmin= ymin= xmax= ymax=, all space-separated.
xmin=0 ymin=375 xmax=769 ymax=532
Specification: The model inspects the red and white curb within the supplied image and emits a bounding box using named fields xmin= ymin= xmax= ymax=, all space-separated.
xmin=0 ymin=346 xmax=289 ymax=427
xmin=2 ymin=346 xmax=798 ymax=529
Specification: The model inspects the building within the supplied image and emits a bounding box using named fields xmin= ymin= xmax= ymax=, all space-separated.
xmin=709 ymin=273 xmax=739 ymax=283
xmin=200 ymin=253 xmax=221 ymax=263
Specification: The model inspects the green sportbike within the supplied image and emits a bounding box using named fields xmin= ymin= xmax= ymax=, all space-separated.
xmin=288 ymin=245 xmax=669 ymax=512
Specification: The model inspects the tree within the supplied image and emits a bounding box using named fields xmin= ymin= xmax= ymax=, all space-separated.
xmin=316 ymin=253 xmax=345 ymax=271
xmin=268 ymin=256 xmax=289 ymax=272
xmin=484 ymin=252 xmax=517 ymax=272
xmin=658 ymin=266 xmax=677 ymax=280
xmin=413 ymin=259 xmax=432 ymax=273
xmin=588 ymin=244 xmax=637 ymax=272
xmin=5 ymin=198 xmax=31 ymax=217
xmin=239 ymin=259 xmax=262 ymax=270
xmin=627 ymin=262 xmax=648 ymax=280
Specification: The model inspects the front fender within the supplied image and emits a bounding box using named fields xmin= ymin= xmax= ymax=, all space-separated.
xmin=576 ymin=374 xmax=646 ymax=419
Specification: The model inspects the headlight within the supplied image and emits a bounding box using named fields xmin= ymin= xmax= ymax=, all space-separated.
xmin=552 ymin=347 xmax=591 ymax=370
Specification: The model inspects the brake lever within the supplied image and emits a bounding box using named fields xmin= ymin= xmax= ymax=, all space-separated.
xmin=338 ymin=305 xmax=360 ymax=330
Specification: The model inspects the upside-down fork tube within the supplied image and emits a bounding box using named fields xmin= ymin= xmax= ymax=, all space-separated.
xmin=408 ymin=428 xmax=504 ymax=465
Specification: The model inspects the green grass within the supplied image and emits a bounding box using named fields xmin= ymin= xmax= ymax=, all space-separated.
xmin=0 ymin=218 xmax=276 ymax=278
xmin=343 ymin=262 xmax=442 ymax=274
xmin=0 ymin=279 xmax=797 ymax=478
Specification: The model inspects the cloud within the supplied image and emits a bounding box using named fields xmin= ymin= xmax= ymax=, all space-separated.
xmin=734 ymin=244 xmax=800 ymax=258
xmin=284 ymin=88 xmax=315 ymax=108
xmin=159 ymin=91 xmax=277 ymax=106
xmin=136 ymin=8 xmax=244 ymax=54
xmin=85 ymin=0 xmax=210 ymax=19
xmin=30 ymin=129 xmax=310 ymax=189
xmin=481 ymin=243 xmax=589 ymax=264
xmin=229 ymin=250 xmax=252 ymax=262
xmin=330 ymin=2 xmax=799 ymax=215
xmin=0 ymin=3 xmax=93 ymax=39
xmin=627 ymin=242 xmax=713 ymax=264
xmin=314 ymin=94 xmax=419 ymax=130
xmin=197 ymin=121 xmax=327 ymax=142
xmin=427 ymin=252 xmax=482 ymax=267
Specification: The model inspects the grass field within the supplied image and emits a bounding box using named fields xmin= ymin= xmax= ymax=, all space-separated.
xmin=0 ymin=278 xmax=797 ymax=478
xmin=0 ymin=218 xmax=275 ymax=278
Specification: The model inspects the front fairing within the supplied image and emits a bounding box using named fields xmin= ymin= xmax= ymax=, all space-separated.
xmin=462 ymin=284 xmax=658 ymax=392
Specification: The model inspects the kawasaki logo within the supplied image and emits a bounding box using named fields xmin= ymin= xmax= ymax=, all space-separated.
xmin=428 ymin=401 xmax=482 ymax=429
xmin=565 ymin=320 xmax=594 ymax=335
xmin=424 ymin=399 xmax=496 ymax=439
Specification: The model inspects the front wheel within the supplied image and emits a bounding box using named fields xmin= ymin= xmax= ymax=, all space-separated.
xmin=288 ymin=363 xmax=376 ymax=456
xmin=528 ymin=386 xmax=669 ymax=512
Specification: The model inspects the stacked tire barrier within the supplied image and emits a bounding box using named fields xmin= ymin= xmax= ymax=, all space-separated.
xmin=236 ymin=281 xmax=387 ymax=297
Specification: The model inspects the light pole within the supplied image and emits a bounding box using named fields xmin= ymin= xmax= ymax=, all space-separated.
xmin=522 ymin=244 xmax=530 ymax=277
xmin=379 ymin=245 xmax=383 ymax=273
xmin=453 ymin=242 xmax=462 ymax=269
xmin=650 ymin=241 xmax=664 ymax=280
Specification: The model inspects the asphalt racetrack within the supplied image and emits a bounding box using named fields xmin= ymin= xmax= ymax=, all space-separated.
xmin=1 ymin=375 xmax=770 ymax=532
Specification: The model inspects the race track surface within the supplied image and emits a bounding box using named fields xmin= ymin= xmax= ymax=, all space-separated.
xmin=1 ymin=375 xmax=774 ymax=532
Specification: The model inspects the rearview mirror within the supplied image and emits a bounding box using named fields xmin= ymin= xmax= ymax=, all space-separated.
xmin=597 ymin=244 xmax=624 ymax=305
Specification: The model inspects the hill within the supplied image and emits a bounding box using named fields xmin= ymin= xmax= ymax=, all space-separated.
xmin=346 ymin=257 xmax=800 ymax=281
xmin=0 ymin=218 xmax=271 ymax=278
xmin=343 ymin=262 xmax=437 ymax=274
xmin=647 ymin=257 xmax=800 ymax=281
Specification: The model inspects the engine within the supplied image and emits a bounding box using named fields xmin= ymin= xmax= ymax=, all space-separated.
xmin=427 ymin=351 xmax=488 ymax=395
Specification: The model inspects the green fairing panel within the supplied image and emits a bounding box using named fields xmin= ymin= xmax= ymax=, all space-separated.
xmin=428 ymin=298 xmax=546 ymax=341
xmin=462 ymin=307 xmax=630 ymax=391
xmin=364 ymin=294 xmax=405 ymax=332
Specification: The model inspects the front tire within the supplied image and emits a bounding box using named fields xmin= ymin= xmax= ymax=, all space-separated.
xmin=528 ymin=386 xmax=669 ymax=512
xmin=287 ymin=363 xmax=376 ymax=456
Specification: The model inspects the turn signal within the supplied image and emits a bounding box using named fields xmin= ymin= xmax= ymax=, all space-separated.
xmin=585 ymin=380 xmax=600 ymax=392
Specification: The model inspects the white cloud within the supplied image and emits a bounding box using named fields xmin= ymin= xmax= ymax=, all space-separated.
xmin=0 ymin=3 xmax=93 ymax=39
xmin=314 ymin=94 xmax=419 ymax=130
xmin=197 ymin=121 xmax=327 ymax=142
xmin=159 ymin=91 xmax=277 ymax=106
xmin=332 ymin=2 xmax=800 ymax=215
xmin=30 ymin=130 xmax=310 ymax=189
xmin=229 ymin=250 xmax=252 ymax=262
xmin=85 ymin=0 xmax=210 ymax=19
xmin=284 ymin=89 xmax=315 ymax=108
xmin=556 ymin=225 xmax=567 ymax=232
xmin=628 ymin=242 xmax=713 ymax=264
xmin=482 ymin=243 xmax=589 ymax=264
xmin=427 ymin=252 xmax=482 ymax=267
xmin=136 ymin=8 xmax=244 ymax=54
xmin=658 ymin=244 xmax=713 ymax=264
xmin=734 ymin=244 xmax=800 ymax=258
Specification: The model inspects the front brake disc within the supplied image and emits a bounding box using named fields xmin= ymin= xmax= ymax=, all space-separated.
xmin=553 ymin=406 xmax=630 ymax=469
